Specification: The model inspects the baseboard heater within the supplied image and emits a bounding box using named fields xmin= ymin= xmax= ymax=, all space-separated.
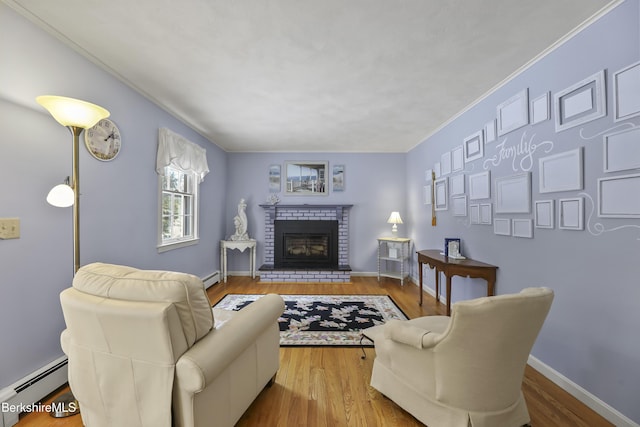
xmin=203 ymin=270 xmax=220 ymax=288
xmin=0 ymin=355 xmax=68 ymax=427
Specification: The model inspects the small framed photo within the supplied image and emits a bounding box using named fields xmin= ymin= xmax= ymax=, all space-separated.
xmin=268 ymin=164 xmax=281 ymax=192
xmin=332 ymin=164 xmax=345 ymax=192
xmin=444 ymin=238 xmax=461 ymax=258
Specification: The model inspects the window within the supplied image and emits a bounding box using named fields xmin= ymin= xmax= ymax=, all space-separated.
xmin=158 ymin=166 xmax=199 ymax=251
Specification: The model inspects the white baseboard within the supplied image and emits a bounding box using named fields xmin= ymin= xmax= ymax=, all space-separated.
xmin=202 ymin=271 xmax=220 ymax=288
xmin=528 ymin=355 xmax=638 ymax=427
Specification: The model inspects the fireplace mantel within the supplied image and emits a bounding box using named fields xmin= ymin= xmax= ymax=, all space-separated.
xmin=259 ymin=204 xmax=353 ymax=222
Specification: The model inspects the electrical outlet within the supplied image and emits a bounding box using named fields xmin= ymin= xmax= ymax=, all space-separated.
xmin=0 ymin=218 xmax=20 ymax=239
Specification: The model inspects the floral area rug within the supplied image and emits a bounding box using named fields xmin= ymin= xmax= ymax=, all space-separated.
xmin=213 ymin=294 xmax=408 ymax=346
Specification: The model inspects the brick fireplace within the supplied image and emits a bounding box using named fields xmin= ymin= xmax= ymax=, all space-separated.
xmin=258 ymin=204 xmax=352 ymax=282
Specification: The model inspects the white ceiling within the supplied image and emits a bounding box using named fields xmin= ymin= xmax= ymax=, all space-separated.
xmin=6 ymin=0 xmax=614 ymax=152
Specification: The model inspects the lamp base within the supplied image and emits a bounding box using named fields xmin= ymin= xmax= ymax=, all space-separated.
xmin=49 ymin=391 xmax=80 ymax=418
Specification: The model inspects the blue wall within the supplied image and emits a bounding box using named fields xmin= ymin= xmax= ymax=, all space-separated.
xmin=406 ymin=1 xmax=640 ymax=423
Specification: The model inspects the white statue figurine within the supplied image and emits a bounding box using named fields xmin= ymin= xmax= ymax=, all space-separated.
xmin=230 ymin=198 xmax=249 ymax=240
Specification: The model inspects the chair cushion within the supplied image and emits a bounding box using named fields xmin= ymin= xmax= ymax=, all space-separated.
xmin=73 ymin=262 xmax=213 ymax=344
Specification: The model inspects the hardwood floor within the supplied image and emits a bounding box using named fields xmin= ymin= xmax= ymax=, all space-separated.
xmin=17 ymin=276 xmax=612 ymax=426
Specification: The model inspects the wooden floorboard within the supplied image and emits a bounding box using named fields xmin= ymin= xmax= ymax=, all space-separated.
xmin=16 ymin=275 xmax=612 ymax=426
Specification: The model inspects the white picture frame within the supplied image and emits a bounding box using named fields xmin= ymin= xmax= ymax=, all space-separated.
xmin=463 ymin=131 xmax=484 ymax=163
xmin=423 ymin=185 xmax=432 ymax=205
xmin=538 ymin=148 xmax=583 ymax=193
xmin=535 ymin=200 xmax=555 ymax=229
xmin=494 ymin=218 xmax=511 ymax=236
xmin=468 ymin=171 xmax=491 ymax=200
xmin=452 ymin=145 xmax=464 ymax=172
xmin=479 ymin=203 xmax=492 ymax=225
xmin=452 ymin=195 xmax=467 ymax=217
xmin=554 ymin=70 xmax=606 ymax=132
xmin=441 ymin=151 xmax=452 ymax=176
xmin=470 ymin=204 xmax=480 ymax=224
xmin=450 ymin=174 xmax=465 ymax=196
xmin=495 ymin=172 xmax=531 ymax=214
xmin=512 ymin=219 xmax=533 ymax=238
xmin=603 ymin=127 xmax=640 ymax=173
xmin=598 ymin=173 xmax=640 ymax=218
xmin=497 ymin=88 xmax=529 ymax=136
xmin=434 ymin=177 xmax=448 ymax=211
xmin=531 ymin=92 xmax=550 ymax=124
xmin=613 ymin=61 xmax=640 ymax=122
xmin=484 ymin=120 xmax=496 ymax=144
xmin=434 ymin=162 xmax=441 ymax=178
xmin=558 ymin=197 xmax=584 ymax=230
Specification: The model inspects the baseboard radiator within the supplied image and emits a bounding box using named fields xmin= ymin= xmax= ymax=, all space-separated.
xmin=203 ymin=270 xmax=220 ymax=288
xmin=0 ymin=355 xmax=68 ymax=427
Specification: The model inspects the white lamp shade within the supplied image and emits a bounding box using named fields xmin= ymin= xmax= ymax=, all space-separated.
xmin=36 ymin=95 xmax=110 ymax=129
xmin=47 ymin=184 xmax=75 ymax=207
xmin=387 ymin=211 xmax=403 ymax=224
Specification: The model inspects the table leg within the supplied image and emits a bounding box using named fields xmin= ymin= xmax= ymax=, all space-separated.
xmin=251 ymin=245 xmax=256 ymax=279
xmin=223 ymin=247 xmax=228 ymax=283
xmin=435 ymin=268 xmax=440 ymax=307
xmin=446 ymin=274 xmax=452 ymax=316
xmin=419 ymin=261 xmax=423 ymax=306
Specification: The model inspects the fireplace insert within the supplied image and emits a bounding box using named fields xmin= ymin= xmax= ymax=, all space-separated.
xmin=274 ymin=220 xmax=338 ymax=269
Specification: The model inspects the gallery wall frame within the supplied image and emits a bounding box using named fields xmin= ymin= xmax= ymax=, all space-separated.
xmin=554 ymin=70 xmax=606 ymax=132
xmin=535 ymin=200 xmax=555 ymax=229
xmin=469 ymin=171 xmax=491 ymax=200
xmin=423 ymin=185 xmax=432 ymax=205
xmin=450 ymin=174 xmax=465 ymax=196
xmin=268 ymin=164 xmax=281 ymax=192
xmin=613 ymin=61 xmax=640 ymax=122
xmin=479 ymin=203 xmax=492 ymax=225
xmin=495 ymin=172 xmax=531 ymax=214
xmin=452 ymin=195 xmax=467 ymax=217
xmin=597 ymin=173 xmax=640 ymax=218
xmin=484 ymin=120 xmax=496 ymax=143
xmin=603 ymin=127 xmax=640 ymax=173
xmin=497 ymin=88 xmax=529 ymax=136
xmin=470 ymin=204 xmax=480 ymax=224
xmin=332 ymin=164 xmax=345 ymax=192
xmin=434 ymin=177 xmax=448 ymax=211
xmin=558 ymin=197 xmax=584 ymax=230
xmin=463 ymin=131 xmax=484 ymax=163
xmin=452 ymin=145 xmax=464 ymax=172
xmin=494 ymin=218 xmax=511 ymax=236
xmin=284 ymin=161 xmax=328 ymax=196
xmin=441 ymin=151 xmax=452 ymax=176
xmin=531 ymin=92 xmax=550 ymax=124
xmin=512 ymin=219 xmax=534 ymax=238
xmin=538 ymin=148 xmax=583 ymax=193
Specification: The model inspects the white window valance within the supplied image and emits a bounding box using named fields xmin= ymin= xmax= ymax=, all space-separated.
xmin=156 ymin=128 xmax=209 ymax=182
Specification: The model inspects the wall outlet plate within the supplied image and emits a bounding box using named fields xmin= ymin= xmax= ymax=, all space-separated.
xmin=0 ymin=218 xmax=20 ymax=239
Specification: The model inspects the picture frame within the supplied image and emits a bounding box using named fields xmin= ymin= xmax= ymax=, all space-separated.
xmin=470 ymin=204 xmax=480 ymax=224
xmin=452 ymin=195 xmax=467 ymax=217
xmin=284 ymin=161 xmax=328 ymax=196
xmin=484 ymin=119 xmax=496 ymax=144
xmin=603 ymin=127 xmax=640 ymax=173
xmin=434 ymin=162 xmax=441 ymax=178
xmin=597 ymin=173 xmax=640 ymax=218
xmin=452 ymin=145 xmax=464 ymax=172
xmin=535 ymin=200 xmax=555 ymax=229
xmin=444 ymin=237 xmax=461 ymax=258
xmin=494 ymin=218 xmax=512 ymax=236
xmin=268 ymin=164 xmax=281 ymax=192
xmin=479 ymin=203 xmax=493 ymax=225
xmin=441 ymin=151 xmax=452 ymax=176
xmin=495 ymin=172 xmax=531 ymax=214
xmin=463 ymin=131 xmax=484 ymax=163
xmin=613 ymin=61 xmax=640 ymax=122
xmin=512 ymin=219 xmax=533 ymax=238
xmin=538 ymin=148 xmax=583 ymax=193
xmin=450 ymin=174 xmax=465 ymax=196
xmin=332 ymin=164 xmax=345 ymax=192
xmin=423 ymin=184 xmax=432 ymax=205
xmin=554 ymin=70 xmax=606 ymax=132
xmin=434 ymin=177 xmax=448 ymax=211
xmin=468 ymin=170 xmax=491 ymax=200
xmin=531 ymin=92 xmax=550 ymax=124
xmin=558 ymin=197 xmax=584 ymax=230
xmin=497 ymin=88 xmax=529 ymax=136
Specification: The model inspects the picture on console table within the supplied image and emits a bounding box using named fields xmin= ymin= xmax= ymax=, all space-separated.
xmin=444 ymin=238 xmax=463 ymax=259
xmin=285 ymin=161 xmax=328 ymax=195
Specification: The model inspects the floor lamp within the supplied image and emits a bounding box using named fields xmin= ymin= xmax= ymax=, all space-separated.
xmin=37 ymin=95 xmax=110 ymax=417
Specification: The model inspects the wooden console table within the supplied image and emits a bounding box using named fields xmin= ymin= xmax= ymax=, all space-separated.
xmin=417 ymin=249 xmax=498 ymax=315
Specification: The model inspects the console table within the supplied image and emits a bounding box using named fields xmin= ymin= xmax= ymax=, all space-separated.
xmin=220 ymin=239 xmax=257 ymax=283
xmin=417 ymin=249 xmax=498 ymax=315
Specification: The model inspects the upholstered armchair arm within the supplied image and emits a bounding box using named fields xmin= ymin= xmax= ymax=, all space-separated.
xmin=175 ymin=294 xmax=284 ymax=393
xmin=384 ymin=319 xmax=443 ymax=349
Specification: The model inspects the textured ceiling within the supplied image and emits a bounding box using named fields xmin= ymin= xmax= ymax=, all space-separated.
xmin=5 ymin=0 xmax=614 ymax=152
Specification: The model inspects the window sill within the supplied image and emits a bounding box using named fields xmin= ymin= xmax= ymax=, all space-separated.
xmin=157 ymin=238 xmax=199 ymax=253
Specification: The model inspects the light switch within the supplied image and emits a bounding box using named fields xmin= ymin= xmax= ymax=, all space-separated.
xmin=0 ymin=218 xmax=20 ymax=239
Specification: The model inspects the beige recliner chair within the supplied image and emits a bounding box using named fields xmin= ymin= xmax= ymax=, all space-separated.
xmin=59 ymin=262 xmax=285 ymax=427
xmin=368 ymin=287 xmax=554 ymax=427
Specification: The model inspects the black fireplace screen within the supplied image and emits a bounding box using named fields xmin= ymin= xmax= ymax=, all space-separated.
xmin=274 ymin=220 xmax=338 ymax=268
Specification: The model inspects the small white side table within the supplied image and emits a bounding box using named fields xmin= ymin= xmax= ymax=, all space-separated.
xmin=220 ymin=239 xmax=257 ymax=282
xmin=377 ymin=237 xmax=411 ymax=286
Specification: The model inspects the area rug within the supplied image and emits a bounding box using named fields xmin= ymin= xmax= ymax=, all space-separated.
xmin=214 ymin=294 xmax=408 ymax=346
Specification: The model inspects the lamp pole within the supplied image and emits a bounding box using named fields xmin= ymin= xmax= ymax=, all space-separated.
xmin=69 ymin=126 xmax=82 ymax=273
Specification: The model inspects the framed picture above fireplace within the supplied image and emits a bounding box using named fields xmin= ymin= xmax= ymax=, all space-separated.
xmin=284 ymin=161 xmax=329 ymax=195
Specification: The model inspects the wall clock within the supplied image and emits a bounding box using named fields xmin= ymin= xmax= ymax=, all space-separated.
xmin=84 ymin=118 xmax=121 ymax=161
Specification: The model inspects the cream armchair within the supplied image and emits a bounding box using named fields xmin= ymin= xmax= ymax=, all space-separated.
xmin=59 ymin=262 xmax=285 ymax=427
xmin=369 ymin=287 xmax=554 ymax=427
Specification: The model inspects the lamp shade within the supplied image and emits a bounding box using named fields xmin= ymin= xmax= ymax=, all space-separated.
xmin=47 ymin=184 xmax=75 ymax=207
xmin=36 ymin=95 xmax=110 ymax=129
xmin=387 ymin=211 xmax=403 ymax=224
